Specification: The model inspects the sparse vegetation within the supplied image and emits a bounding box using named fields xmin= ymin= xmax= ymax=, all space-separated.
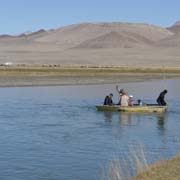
xmin=0 ymin=65 xmax=180 ymax=86
xmin=105 ymin=146 xmax=180 ymax=180
xmin=104 ymin=146 xmax=148 ymax=180
xmin=133 ymin=155 xmax=180 ymax=180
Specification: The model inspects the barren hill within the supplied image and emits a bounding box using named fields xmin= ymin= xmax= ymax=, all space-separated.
xmin=156 ymin=32 xmax=180 ymax=47
xmin=167 ymin=21 xmax=180 ymax=34
xmin=0 ymin=22 xmax=172 ymax=49
xmin=156 ymin=21 xmax=180 ymax=47
xmin=34 ymin=23 xmax=172 ymax=49
xmin=74 ymin=31 xmax=154 ymax=49
xmin=0 ymin=22 xmax=180 ymax=67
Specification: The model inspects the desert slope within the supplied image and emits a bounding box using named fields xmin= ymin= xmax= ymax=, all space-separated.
xmin=35 ymin=23 xmax=172 ymax=48
xmin=156 ymin=21 xmax=180 ymax=47
xmin=156 ymin=32 xmax=180 ymax=47
xmin=0 ymin=22 xmax=180 ymax=67
xmin=167 ymin=21 xmax=180 ymax=34
xmin=73 ymin=31 xmax=154 ymax=49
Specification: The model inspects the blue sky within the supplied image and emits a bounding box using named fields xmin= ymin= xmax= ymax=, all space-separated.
xmin=0 ymin=0 xmax=179 ymax=35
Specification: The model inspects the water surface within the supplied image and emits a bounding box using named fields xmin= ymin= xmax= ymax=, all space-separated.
xmin=0 ymin=79 xmax=180 ymax=180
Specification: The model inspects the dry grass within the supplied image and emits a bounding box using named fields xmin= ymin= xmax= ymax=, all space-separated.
xmin=133 ymin=155 xmax=180 ymax=180
xmin=1 ymin=65 xmax=180 ymax=74
xmin=0 ymin=65 xmax=180 ymax=86
xmin=105 ymin=145 xmax=180 ymax=180
xmin=104 ymin=145 xmax=149 ymax=180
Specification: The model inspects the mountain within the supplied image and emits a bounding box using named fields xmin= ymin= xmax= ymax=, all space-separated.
xmin=0 ymin=29 xmax=49 ymax=42
xmin=167 ymin=21 xmax=180 ymax=34
xmin=34 ymin=23 xmax=172 ymax=49
xmin=175 ymin=21 xmax=180 ymax=26
xmin=0 ymin=22 xmax=172 ymax=48
xmin=73 ymin=31 xmax=154 ymax=49
xmin=0 ymin=34 xmax=15 ymax=38
xmin=19 ymin=29 xmax=48 ymax=38
xmin=0 ymin=22 xmax=180 ymax=67
xmin=156 ymin=21 xmax=180 ymax=47
xmin=156 ymin=32 xmax=180 ymax=47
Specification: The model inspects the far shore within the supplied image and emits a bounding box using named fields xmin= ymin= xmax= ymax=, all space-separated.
xmin=0 ymin=65 xmax=180 ymax=87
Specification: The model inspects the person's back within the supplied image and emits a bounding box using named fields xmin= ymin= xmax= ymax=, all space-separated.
xmin=104 ymin=93 xmax=113 ymax=105
xmin=128 ymin=95 xmax=134 ymax=106
xmin=157 ymin=90 xmax=168 ymax=106
xmin=138 ymin=99 xmax=143 ymax=106
xmin=121 ymin=94 xmax=129 ymax=106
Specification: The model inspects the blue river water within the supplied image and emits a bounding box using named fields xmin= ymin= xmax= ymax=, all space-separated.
xmin=0 ymin=79 xmax=180 ymax=180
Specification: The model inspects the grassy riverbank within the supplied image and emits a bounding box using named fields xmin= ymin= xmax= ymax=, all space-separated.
xmin=107 ymin=149 xmax=180 ymax=180
xmin=133 ymin=155 xmax=180 ymax=180
xmin=0 ymin=65 xmax=180 ymax=87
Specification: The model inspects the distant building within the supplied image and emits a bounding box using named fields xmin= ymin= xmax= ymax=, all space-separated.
xmin=4 ymin=62 xmax=13 ymax=66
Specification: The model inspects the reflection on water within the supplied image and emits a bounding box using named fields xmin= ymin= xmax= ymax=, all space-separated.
xmin=101 ymin=110 xmax=171 ymax=157
xmin=155 ymin=113 xmax=169 ymax=147
xmin=157 ymin=113 xmax=167 ymax=132
xmin=103 ymin=111 xmax=136 ymax=127
xmin=119 ymin=113 xmax=134 ymax=125
xmin=103 ymin=112 xmax=113 ymax=122
xmin=103 ymin=111 xmax=168 ymax=134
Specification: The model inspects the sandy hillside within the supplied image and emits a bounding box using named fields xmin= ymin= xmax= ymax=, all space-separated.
xmin=167 ymin=21 xmax=180 ymax=33
xmin=35 ymin=23 xmax=172 ymax=47
xmin=0 ymin=22 xmax=179 ymax=67
xmin=156 ymin=32 xmax=180 ymax=47
xmin=156 ymin=21 xmax=180 ymax=47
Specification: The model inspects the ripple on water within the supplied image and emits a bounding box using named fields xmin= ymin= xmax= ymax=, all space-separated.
xmin=0 ymin=80 xmax=179 ymax=180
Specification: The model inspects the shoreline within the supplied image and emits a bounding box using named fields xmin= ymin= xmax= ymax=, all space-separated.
xmin=0 ymin=66 xmax=180 ymax=87
xmin=133 ymin=155 xmax=180 ymax=180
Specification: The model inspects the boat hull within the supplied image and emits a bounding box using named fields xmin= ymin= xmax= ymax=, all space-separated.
xmin=96 ymin=105 xmax=167 ymax=113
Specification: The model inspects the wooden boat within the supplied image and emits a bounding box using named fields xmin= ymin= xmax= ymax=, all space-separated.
xmin=96 ymin=104 xmax=167 ymax=113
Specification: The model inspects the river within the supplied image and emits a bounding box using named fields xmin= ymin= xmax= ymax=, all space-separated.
xmin=0 ymin=78 xmax=180 ymax=180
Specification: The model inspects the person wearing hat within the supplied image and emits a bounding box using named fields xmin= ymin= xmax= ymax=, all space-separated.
xmin=128 ymin=95 xmax=134 ymax=106
xmin=104 ymin=93 xmax=114 ymax=105
xmin=120 ymin=91 xmax=129 ymax=106
xmin=157 ymin=89 xmax=168 ymax=106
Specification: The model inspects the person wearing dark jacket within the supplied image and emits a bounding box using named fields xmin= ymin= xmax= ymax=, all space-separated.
xmin=104 ymin=93 xmax=113 ymax=105
xmin=157 ymin=89 xmax=168 ymax=106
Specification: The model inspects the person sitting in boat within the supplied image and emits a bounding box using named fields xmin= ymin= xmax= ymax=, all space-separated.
xmin=104 ymin=93 xmax=114 ymax=105
xmin=157 ymin=89 xmax=168 ymax=106
xmin=116 ymin=85 xmax=124 ymax=105
xmin=137 ymin=99 xmax=143 ymax=106
xmin=128 ymin=95 xmax=134 ymax=106
xmin=120 ymin=90 xmax=129 ymax=106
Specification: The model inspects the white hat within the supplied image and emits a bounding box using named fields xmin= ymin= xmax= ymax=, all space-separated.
xmin=129 ymin=95 xmax=133 ymax=98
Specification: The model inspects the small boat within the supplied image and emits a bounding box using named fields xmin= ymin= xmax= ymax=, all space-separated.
xmin=96 ymin=104 xmax=167 ymax=113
